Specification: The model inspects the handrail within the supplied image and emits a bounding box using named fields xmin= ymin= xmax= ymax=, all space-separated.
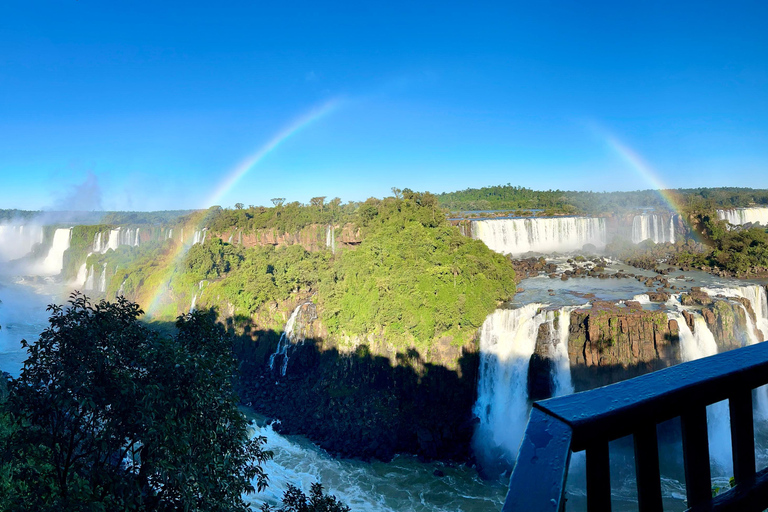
xmin=503 ymin=341 xmax=768 ymax=512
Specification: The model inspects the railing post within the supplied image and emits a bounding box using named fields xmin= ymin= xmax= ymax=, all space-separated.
xmin=634 ymin=423 xmax=663 ymax=512
xmin=586 ymin=441 xmax=612 ymax=512
xmin=730 ymin=389 xmax=756 ymax=483
xmin=503 ymin=407 xmax=573 ymax=512
xmin=681 ymin=406 xmax=712 ymax=508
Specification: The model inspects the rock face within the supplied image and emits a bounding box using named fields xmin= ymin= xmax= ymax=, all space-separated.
xmin=216 ymin=223 xmax=361 ymax=252
xmin=568 ymin=301 xmax=680 ymax=390
xmin=238 ymin=311 xmax=479 ymax=462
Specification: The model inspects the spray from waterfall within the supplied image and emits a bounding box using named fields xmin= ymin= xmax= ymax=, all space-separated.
xmin=472 ymin=304 xmax=575 ymax=471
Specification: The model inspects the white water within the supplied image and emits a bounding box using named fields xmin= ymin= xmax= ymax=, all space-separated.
xmin=326 ymin=225 xmax=336 ymax=253
xmin=471 ymin=217 xmax=606 ymax=255
xmin=669 ymin=309 xmax=733 ymax=475
xmin=269 ymin=303 xmax=309 ymax=376
xmin=244 ymin=420 xmax=506 ymax=512
xmin=0 ymin=225 xmax=44 ymax=261
xmin=472 ymin=304 xmax=575 ymax=467
xmin=701 ymin=284 xmax=768 ymax=340
xmin=631 ymin=214 xmax=676 ymax=244
xmin=37 ymin=228 xmax=71 ymax=276
xmin=717 ymin=207 xmax=768 ymax=226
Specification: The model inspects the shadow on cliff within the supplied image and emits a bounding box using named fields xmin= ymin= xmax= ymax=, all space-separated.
xmin=202 ymin=315 xmax=479 ymax=465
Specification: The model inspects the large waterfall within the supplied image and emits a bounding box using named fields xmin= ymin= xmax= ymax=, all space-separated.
xmin=37 ymin=228 xmax=71 ymax=276
xmin=0 ymin=225 xmax=44 ymax=261
xmin=717 ymin=207 xmax=768 ymax=226
xmin=668 ymin=309 xmax=733 ymax=474
xmin=470 ymin=217 xmax=606 ymax=255
xmin=472 ymin=304 xmax=574 ymax=468
xmin=631 ymin=214 xmax=676 ymax=244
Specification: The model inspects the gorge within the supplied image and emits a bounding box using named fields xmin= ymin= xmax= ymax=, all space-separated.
xmin=1 ymin=189 xmax=768 ymax=510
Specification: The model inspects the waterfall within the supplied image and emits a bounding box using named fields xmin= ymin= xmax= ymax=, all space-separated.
xmin=134 ymin=228 xmax=140 ymax=246
xmin=84 ymin=264 xmax=95 ymax=290
xmin=98 ymin=264 xmax=107 ymax=293
xmin=470 ymin=217 xmax=606 ymax=255
xmin=93 ymin=232 xmax=102 ymax=253
xmin=0 ymin=224 xmax=45 ymax=261
xmin=326 ymin=225 xmax=336 ymax=253
xmin=702 ymin=285 xmax=768 ymax=340
xmin=472 ymin=303 xmax=574 ymax=467
xmin=669 ymin=215 xmax=676 ymax=244
xmin=105 ymin=229 xmax=120 ymax=252
xmin=192 ymin=229 xmax=207 ymax=245
xmin=189 ymin=293 xmax=198 ymax=313
xmin=269 ymin=303 xmax=311 ymax=377
xmin=669 ymin=310 xmax=732 ymax=474
xmin=631 ymin=214 xmax=675 ymax=244
xmin=702 ymin=284 xmax=768 ymax=418
xmin=717 ymin=207 xmax=768 ymax=226
xmin=75 ymin=262 xmax=88 ymax=287
xmin=38 ymin=228 xmax=71 ymax=276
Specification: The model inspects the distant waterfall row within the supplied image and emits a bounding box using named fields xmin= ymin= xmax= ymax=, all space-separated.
xmin=631 ymin=214 xmax=676 ymax=244
xmin=470 ymin=217 xmax=606 ymax=255
xmin=93 ymin=227 xmax=141 ymax=254
xmin=717 ymin=207 xmax=768 ymax=226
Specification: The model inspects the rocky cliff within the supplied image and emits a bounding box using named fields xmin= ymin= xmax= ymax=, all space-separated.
xmin=565 ymin=301 xmax=680 ymax=391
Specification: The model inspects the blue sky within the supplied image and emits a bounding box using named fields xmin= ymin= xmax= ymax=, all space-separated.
xmin=1 ymin=1 xmax=766 ymax=210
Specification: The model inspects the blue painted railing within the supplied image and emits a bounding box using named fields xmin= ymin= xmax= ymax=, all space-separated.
xmin=503 ymin=341 xmax=768 ymax=512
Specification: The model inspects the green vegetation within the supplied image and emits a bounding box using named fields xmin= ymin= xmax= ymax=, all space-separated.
xmin=0 ymin=294 xmax=270 ymax=511
xmin=90 ymin=190 xmax=517 ymax=351
xmin=437 ymin=185 xmax=768 ymax=215
xmin=678 ymin=214 xmax=768 ymax=274
xmin=261 ymin=483 xmax=350 ymax=512
xmin=203 ymin=198 xmax=356 ymax=234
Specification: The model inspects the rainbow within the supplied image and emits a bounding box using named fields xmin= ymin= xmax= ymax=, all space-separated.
xmin=601 ymin=132 xmax=685 ymax=214
xmin=144 ymin=98 xmax=341 ymax=316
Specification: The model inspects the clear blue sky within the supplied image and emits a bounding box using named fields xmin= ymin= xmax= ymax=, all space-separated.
xmin=1 ymin=0 xmax=766 ymax=210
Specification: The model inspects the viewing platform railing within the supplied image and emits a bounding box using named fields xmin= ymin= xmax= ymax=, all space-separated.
xmin=503 ymin=341 xmax=768 ymax=512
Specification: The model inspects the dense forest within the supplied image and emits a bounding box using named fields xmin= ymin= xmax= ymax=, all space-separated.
xmin=437 ymin=185 xmax=768 ymax=215
xmin=91 ymin=190 xmax=517 ymax=353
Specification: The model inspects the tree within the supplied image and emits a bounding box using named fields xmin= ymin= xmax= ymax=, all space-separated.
xmin=271 ymin=198 xmax=286 ymax=207
xmin=261 ymin=483 xmax=351 ymax=512
xmin=309 ymin=196 xmax=326 ymax=209
xmin=1 ymin=293 xmax=271 ymax=511
xmin=235 ymin=203 xmax=244 ymax=210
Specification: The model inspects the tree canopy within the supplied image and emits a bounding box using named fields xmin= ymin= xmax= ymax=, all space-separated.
xmin=0 ymin=294 xmax=270 ymax=511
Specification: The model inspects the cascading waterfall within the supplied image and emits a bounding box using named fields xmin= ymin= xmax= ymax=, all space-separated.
xmin=0 ymin=224 xmax=45 ymax=261
xmin=472 ymin=303 xmax=574 ymax=467
xmin=84 ymin=264 xmax=96 ymax=290
xmin=702 ymin=284 xmax=768 ymax=418
xmin=668 ymin=309 xmax=732 ymax=474
xmin=717 ymin=207 xmax=768 ymax=226
xmin=106 ymin=229 xmax=120 ymax=252
xmin=326 ymin=225 xmax=336 ymax=253
xmin=38 ymin=228 xmax=71 ymax=276
xmin=192 ymin=229 xmax=207 ymax=245
xmin=470 ymin=217 xmax=606 ymax=255
xmin=98 ymin=264 xmax=107 ymax=293
xmin=631 ymin=214 xmax=676 ymax=244
xmin=189 ymin=280 xmax=206 ymax=312
xmin=269 ymin=303 xmax=310 ymax=376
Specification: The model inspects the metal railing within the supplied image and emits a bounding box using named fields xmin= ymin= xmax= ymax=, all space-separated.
xmin=503 ymin=341 xmax=768 ymax=512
